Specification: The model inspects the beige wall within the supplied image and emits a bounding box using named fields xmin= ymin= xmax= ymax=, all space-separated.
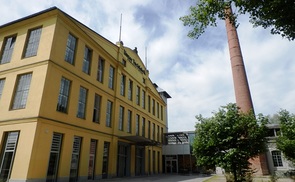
xmin=0 ymin=8 xmax=168 ymax=181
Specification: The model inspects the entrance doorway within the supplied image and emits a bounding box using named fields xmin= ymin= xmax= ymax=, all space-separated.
xmin=117 ymin=142 xmax=131 ymax=177
xmin=165 ymin=155 xmax=178 ymax=173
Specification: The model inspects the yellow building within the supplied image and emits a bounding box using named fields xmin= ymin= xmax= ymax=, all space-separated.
xmin=0 ymin=7 xmax=171 ymax=182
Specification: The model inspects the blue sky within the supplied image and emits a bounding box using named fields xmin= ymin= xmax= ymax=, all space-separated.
xmin=1 ymin=0 xmax=295 ymax=131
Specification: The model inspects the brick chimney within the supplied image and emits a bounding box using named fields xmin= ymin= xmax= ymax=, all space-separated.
xmin=225 ymin=7 xmax=269 ymax=175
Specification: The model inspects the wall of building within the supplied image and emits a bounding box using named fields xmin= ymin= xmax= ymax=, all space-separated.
xmin=0 ymin=8 xmax=168 ymax=181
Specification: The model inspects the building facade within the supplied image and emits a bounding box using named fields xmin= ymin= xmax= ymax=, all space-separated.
xmin=265 ymin=124 xmax=294 ymax=176
xmin=0 ymin=7 xmax=170 ymax=182
xmin=162 ymin=131 xmax=198 ymax=174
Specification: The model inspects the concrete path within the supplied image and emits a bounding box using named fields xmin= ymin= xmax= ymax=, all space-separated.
xmin=98 ymin=174 xmax=294 ymax=182
xmin=99 ymin=174 xmax=212 ymax=182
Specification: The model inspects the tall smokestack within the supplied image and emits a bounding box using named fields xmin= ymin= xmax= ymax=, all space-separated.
xmin=225 ymin=7 xmax=253 ymax=113
xmin=225 ymin=7 xmax=269 ymax=175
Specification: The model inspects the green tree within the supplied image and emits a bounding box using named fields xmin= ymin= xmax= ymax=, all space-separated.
xmin=194 ymin=103 xmax=268 ymax=182
xmin=180 ymin=0 xmax=295 ymax=40
xmin=277 ymin=110 xmax=295 ymax=163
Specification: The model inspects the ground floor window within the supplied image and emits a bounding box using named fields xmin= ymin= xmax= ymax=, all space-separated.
xmin=88 ymin=139 xmax=97 ymax=180
xmin=117 ymin=143 xmax=130 ymax=177
xmin=272 ymin=150 xmax=283 ymax=167
xmin=102 ymin=142 xmax=110 ymax=179
xmin=46 ymin=133 xmax=63 ymax=182
xmin=135 ymin=147 xmax=144 ymax=176
xmin=0 ymin=131 xmax=19 ymax=181
xmin=69 ymin=136 xmax=82 ymax=182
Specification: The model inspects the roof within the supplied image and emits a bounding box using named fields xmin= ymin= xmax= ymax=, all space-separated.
xmin=164 ymin=132 xmax=189 ymax=144
xmin=153 ymin=83 xmax=172 ymax=99
xmin=0 ymin=7 xmax=58 ymax=29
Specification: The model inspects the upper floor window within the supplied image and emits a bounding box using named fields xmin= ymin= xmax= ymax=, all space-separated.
xmin=93 ymin=94 xmax=101 ymax=123
xmin=272 ymin=151 xmax=283 ymax=167
xmin=23 ymin=27 xmax=42 ymax=58
xmin=128 ymin=79 xmax=133 ymax=100
xmin=0 ymin=35 xmax=16 ymax=64
xmin=142 ymin=117 xmax=145 ymax=137
xmin=118 ymin=106 xmax=124 ymax=131
xmin=142 ymin=90 xmax=146 ymax=109
xmin=97 ymin=57 xmax=104 ymax=83
xmin=127 ymin=110 xmax=132 ymax=133
xmin=120 ymin=74 xmax=126 ymax=96
xmin=161 ymin=105 xmax=163 ymax=120
xmin=136 ymin=114 xmax=140 ymax=136
xmin=77 ymin=86 xmax=88 ymax=119
xmin=82 ymin=46 xmax=92 ymax=74
xmin=65 ymin=33 xmax=77 ymax=64
xmin=0 ymin=78 xmax=5 ymax=100
xmin=57 ymin=77 xmax=71 ymax=113
xmin=11 ymin=73 xmax=32 ymax=109
xmin=152 ymin=99 xmax=155 ymax=115
xmin=108 ymin=66 xmax=114 ymax=89
xmin=148 ymin=95 xmax=151 ymax=113
xmin=157 ymin=102 xmax=160 ymax=118
xmin=136 ymin=86 xmax=140 ymax=105
xmin=106 ymin=100 xmax=113 ymax=127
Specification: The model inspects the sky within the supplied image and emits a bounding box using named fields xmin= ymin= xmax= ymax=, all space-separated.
xmin=1 ymin=0 xmax=294 ymax=132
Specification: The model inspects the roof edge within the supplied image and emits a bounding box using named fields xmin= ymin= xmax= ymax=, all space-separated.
xmin=0 ymin=6 xmax=58 ymax=29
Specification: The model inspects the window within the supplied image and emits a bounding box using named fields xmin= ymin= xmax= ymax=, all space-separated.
xmin=69 ymin=136 xmax=82 ymax=182
xmin=46 ymin=133 xmax=63 ymax=182
xmin=88 ymin=139 xmax=97 ymax=180
xmin=0 ymin=79 xmax=5 ymax=99
xmin=77 ymin=86 xmax=87 ymax=119
xmin=152 ymin=99 xmax=155 ymax=115
xmin=65 ymin=33 xmax=77 ymax=64
xmin=108 ymin=66 xmax=114 ymax=89
xmin=148 ymin=96 xmax=151 ymax=113
xmin=82 ymin=46 xmax=92 ymax=74
xmin=161 ymin=106 xmax=163 ymax=120
xmin=56 ymin=77 xmax=71 ymax=113
xmin=122 ymin=59 xmax=126 ymax=66
xmin=11 ymin=73 xmax=32 ymax=109
xmin=23 ymin=27 xmax=42 ymax=58
xmin=118 ymin=106 xmax=124 ymax=131
xmin=128 ymin=79 xmax=133 ymax=100
xmin=127 ymin=110 xmax=132 ymax=133
xmin=142 ymin=117 xmax=145 ymax=137
xmin=93 ymin=94 xmax=101 ymax=123
xmin=272 ymin=151 xmax=283 ymax=167
xmin=136 ymin=86 xmax=140 ymax=105
xmin=120 ymin=74 xmax=126 ymax=96
xmin=106 ymin=100 xmax=113 ymax=127
xmin=0 ymin=131 xmax=19 ymax=181
xmin=157 ymin=102 xmax=160 ymax=118
xmin=102 ymin=142 xmax=110 ymax=179
xmin=97 ymin=57 xmax=104 ymax=82
xmin=0 ymin=35 xmax=16 ymax=64
xmin=142 ymin=90 xmax=146 ymax=109
xmin=161 ymin=127 xmax=163 ymax=143
xmin=136 ymin=114 xmax=140 ymax=136
xmin=152 ymin=123 xmax=155 ymax=140
xmin=157 ymin=125 xmax=160 ymax=141
xmin=148 ymin=121 xmax=151 ymax=139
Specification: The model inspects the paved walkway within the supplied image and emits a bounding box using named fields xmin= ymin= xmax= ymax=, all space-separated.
xmin=99 ymin=174 xmax=212 ymax=182
xmin=98 ymin=174 xmax=294 ymax=182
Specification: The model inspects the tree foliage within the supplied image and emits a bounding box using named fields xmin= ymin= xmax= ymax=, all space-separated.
xmin=277 ymin=110 xmax=295 ymax=163
xmin=180 ymin=0 xmax=295 ymax=40
xmin=193 ymin=103 xmax=268 ymax=181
